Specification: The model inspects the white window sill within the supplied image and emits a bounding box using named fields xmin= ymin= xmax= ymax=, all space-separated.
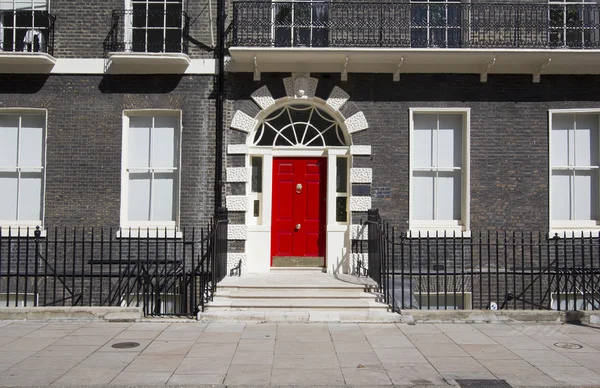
xmin=0 ymin=226 xmax=46 ymax=237
xmin=407 ymin=229 xmax=471 ymax=238
xmin=549 ymin=229 xmax=600 ymax=238
xmin=117 ymin=228 xmax=182 ymax=239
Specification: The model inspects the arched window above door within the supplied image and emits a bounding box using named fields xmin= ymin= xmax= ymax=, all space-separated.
xmin=253 ymin=104 xmax=347 ymax=147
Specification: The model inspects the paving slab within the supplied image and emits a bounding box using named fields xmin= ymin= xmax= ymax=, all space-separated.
xmin=0 ymin=320 xmax=599 ymax=387
xmin=375 ymin=348 xmax=430 ymax=365
xmin=187 ymin=342 xmax=238 ymax=358
xmin=124 ymin=353 xmax=185 ymax=372
xmin=272 ymin=354 xmax=340 ymax=369
xmin=236 ymin=338 xmax=276 ymax=351
xmin=109 ymin=371 xmax=172 ymax=385
xmin=167 ymin=373 xmax=225 ymax=385
xmin=270 ymin=367 xmax=345 ymax=385
xmin=231 ymin=350 xmax=274 ymax=365
xmin=175 ymin=357 xmax=232 ymax=374
xmin=336 ymin=351 xmax=382 ymax=368
xmin=275 ymin=339 xmax=336 ymax=354
xmin=223 ymin=364 xmax=272 ymax=385
xmin=341 ymin=366 xmax=393 ymax=385
xmin=114 ymin=330 xmax=164 ymax=340
xmin=52 ymin=366 xmax=123 ymax=385
xmin=385 ymin=363 xmax=447 ymax=386
xmin=0 ymin=367 xmax=66 ymax=386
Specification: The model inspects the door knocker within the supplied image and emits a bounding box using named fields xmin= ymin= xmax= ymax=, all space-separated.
xmin=296 ymin=183 xmax=302 ymax=193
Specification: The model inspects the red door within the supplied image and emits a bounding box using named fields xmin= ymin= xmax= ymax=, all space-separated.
xmin=271 ymin=157 xmax=327 ymax=264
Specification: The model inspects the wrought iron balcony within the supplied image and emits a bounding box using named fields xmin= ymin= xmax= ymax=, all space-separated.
xmin=232 ymin=1 xmax=600 ymax=49
xmin=103 ymin=9 xmax=190 ymax=55
xmin=0 ymin=10 xmax=56 ymax=55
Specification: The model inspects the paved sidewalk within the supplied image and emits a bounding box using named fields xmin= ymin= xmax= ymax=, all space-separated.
xmin=0 ymin=320 xmax=599 ymax=387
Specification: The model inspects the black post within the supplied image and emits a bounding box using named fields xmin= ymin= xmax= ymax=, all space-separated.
xmin=367 ymin=208 xmax=380 ymax=286
xmin=215 ymin=207 xmax=229 ymax=283
xmin=214 ymin=0 xmax=226 ymax=209
xmin=34 ymin=226 xmax=41 ymax=307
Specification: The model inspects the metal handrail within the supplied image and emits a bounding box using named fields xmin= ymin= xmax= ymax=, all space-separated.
xmin=103 ymin=9 xmax=190 ymax=56
xmin=231 ymin=1 xmax=600 ymax=49
xmin=0 ymin=10 xmax=56 ymax=55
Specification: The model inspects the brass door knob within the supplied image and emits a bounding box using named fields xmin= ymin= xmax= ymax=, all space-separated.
xmin=296 ymin=223 xmax=301 ymax=230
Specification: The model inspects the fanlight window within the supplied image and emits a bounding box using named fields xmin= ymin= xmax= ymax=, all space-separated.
xmin=253 ymin=105 xmax=346 ymax=147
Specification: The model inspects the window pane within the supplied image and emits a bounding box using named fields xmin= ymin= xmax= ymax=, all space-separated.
xmin=552 ymin=170 xmax=572 ymax=220
xmin=438 ymin=114 xmax=462 ymax=168
xmin=128 ymin=172 xmax=151 ymax=221
xmin=0 ymin=172 xmax=18 ymax=220
xmin=146 ymin=28 xmax=164 ymax=52
xmin=552 ymin=114 xmax=574 ymax=167
xmin=152 ymin=117 xmax=177 ymax=168
xmin=336 ymin=157 xmax=347 ymax=193
xmin=574 ymin=170 xmax=598 ymax=220
xmin=413 ymin=114 xmax=436 ymax=168
xmin=19 ymin=171 xmax=42 ymax=220
xmin=152 ymin=172 xmax=175 ymax=221
xmin=147 ymin=3 xmax=164 ymax=28
xmin=413 ymin=127 xmax=433 ymax=168
xmin=132 ymin=4 xmax=147 ymax=28
xmin=129 ymin=117 xmax=151 ymax=168
xmin=575 ymin=114 xmax=599 ymax=166
xmin=437 ymin=170 xmax=461 ymax=220
xmin=19 ymin=115 xmax=44 ymax=167
xmin=336 ymin=197 xmax=347 ymax=222
xmin=413 ymin=171 xmax=434 ymax=220
xmin=0 ymin=115 xmax=19 ymax=166
xmin=251 ymin=156 xmax=262 ymax=193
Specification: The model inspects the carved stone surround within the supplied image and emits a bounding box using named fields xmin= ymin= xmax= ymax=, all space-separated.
xmin=226 ymin=74 xmax=373 ymax=273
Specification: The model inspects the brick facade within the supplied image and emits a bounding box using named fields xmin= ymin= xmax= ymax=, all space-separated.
xmin=225 ymin=72 xmax=600 ymax=232
xmin=0 ymin=74 xmax=216 ymax=228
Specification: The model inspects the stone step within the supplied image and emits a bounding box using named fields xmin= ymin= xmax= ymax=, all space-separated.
xmin=207 ymin=297 xmax=389 ymax=309
xmin=271 ymin=256 xmax=324 ymax=267
xmin=217 ymin=289 xmax=382 ymax=299
xmin=198 ymin=309 xmax=402 ymax=323
xmin=269 ymin=267 xmax=325 ymax=273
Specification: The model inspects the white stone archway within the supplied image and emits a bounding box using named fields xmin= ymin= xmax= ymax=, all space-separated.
xmin=226 ymin=74 xmax=373 ymax=274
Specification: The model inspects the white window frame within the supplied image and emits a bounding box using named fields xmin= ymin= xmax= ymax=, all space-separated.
xmin=409 ymin=107 xmax=470 ymax=236
xmin=409 ymin=0 xmax=462 ymax=48
xmin=550 ymin=291 xmax=600 ymax=310
xmin=0 ymin=0 xmax=49 ymax=53
xmin=124 ymin=0 xmax=184 ymax=53
xmin=548 ymin=0 xmax=599 ymax=48
xmin=120 ymin=109 xmax=182 ymax=237
xmin=0 ymin=108 xmax=47 ymax=235
xmin=271 ymin=0 xmax=330 ymax=48
xmin=414 ymin=291 xmax=472 ymax=310
xmin=549 ymin=108 xmax=600 ymax=235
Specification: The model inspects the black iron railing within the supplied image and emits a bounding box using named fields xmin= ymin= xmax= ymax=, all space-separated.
xmin=0 ymin=10 xmax=56 ymax=55
xmin=358 ymin=209 xmax=600 ymax=312
xmin=103 ymin=9 xmax=190 ymax=55
xmin=232 ymin=1 xmax=600 ymax=49
xmin=0 ymin=209 xmax=228 ymax=317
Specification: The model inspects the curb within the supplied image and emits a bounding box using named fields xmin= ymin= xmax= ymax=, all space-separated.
xmin=398 ymin=309 xmax=600 ymax=324
xmin=0 ymin=306 xmax=142 ymax=322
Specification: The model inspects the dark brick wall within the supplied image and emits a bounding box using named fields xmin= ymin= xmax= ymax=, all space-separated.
xmin=0 ymin=74 xmax=216 ymax=228
xmin=225 ymin=72 xmax=600 ymax=232
xmin=51 ymin=0 xmax=214 ymax=59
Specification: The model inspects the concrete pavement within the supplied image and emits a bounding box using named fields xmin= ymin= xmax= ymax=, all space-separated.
xmin=0 ymin=320 xmax=599 ymax=387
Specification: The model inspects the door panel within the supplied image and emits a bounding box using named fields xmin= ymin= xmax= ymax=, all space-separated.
xmin=271 ymin=157 xmax=326 ymax=264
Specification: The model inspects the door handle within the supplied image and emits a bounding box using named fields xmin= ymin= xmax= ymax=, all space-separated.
xmin=296 ymin=223 xmax=301 ymax=230
xmin=296 ymin=183 xmax=302 ymax=193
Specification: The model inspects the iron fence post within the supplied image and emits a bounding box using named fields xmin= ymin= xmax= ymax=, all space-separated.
xmin=367 ymin=208 xmax=380 ymax=287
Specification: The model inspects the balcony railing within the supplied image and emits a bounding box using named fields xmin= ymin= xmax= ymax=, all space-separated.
xmin=103 ymin=9 xmax=190 ymax=55
xmin=232 ymin=1 xmax=600 ymax=49
xmin=0 ymin=10 xmax=56 ymax=55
